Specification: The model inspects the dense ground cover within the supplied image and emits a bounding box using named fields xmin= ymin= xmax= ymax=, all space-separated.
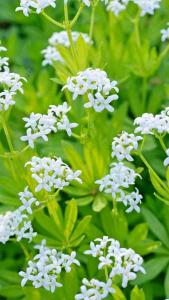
xmin=1 ymin=0 xmax=169 ymax=299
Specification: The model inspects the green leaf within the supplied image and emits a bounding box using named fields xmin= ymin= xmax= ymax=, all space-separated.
xmin=64 ymin=199 xmax=78 ymax=239
xmin=75 ymin=196 xmax=94 ymax=206
xmin=100 ymin=207 xmax=128 ymax=243
xmin=92 ymin=194 xmax=107 ymax=212
xmin=35 ymin=210 xmax=63 ymax=241
xmin=112 ymin=285 xmax=126 ymax=300
xmin=70 ymin=215 xmax=92 ymax=242
xmin=142 ymin=207 xmax=169 ymax=249
xmin=128 ymin=223 xmax=148 ymax=245
xmin=130 ymin=286 xmax=145 ymax=300
xmin=164 ymin=264 xmax=169 ymax=298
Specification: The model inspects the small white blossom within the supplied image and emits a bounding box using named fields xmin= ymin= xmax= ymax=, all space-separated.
xmin=16 ymin=0 xmax=56 ymax=16
xmin=133 ymin=0 xmax=161 ymax=16
xmin=42 ymin=31 xmax=92 ymax=66
xmin=25 ymin=156 xmax=82 ymax=193
xmin=21 ymin=102 xmax=78 ymax=148
xmin=41 ymin=46 xmax=63 ymax=66
xmin=161 ymin=23 xmax=169 ymax=42
xmin=0 ymin=207 xmax=36 ymax=244
xmin=19 ymin=186 xmax=39 ymax=214
xmin=117 ymin=188 xmax=143 ymax=213
xmin=0 ymin=46 xmax=26 ymax=112
xmin=112 ymin=131 xmax=142 ymax=161
xmin=96 ymin=162 xmax=142 ymax=213
xmin=106 ymin=0 xmax=129 ymax=16
xmin=75 ymin=278 xmax=114 ymax=300
xmin=82 ymin=0 xmax=108 ymax=6
xmin=63 ymin=68 xmax=119 ymax=113
xmin=134 ymin=107 xmax=169 ymax=135
xmin=19 ymin=240 xmax=80 ymax=292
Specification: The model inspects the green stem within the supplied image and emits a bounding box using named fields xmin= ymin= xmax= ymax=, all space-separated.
xmin=104 ymin=266 xmax=109 ymax=281
xmin=64 ymin=4 xmax=79 ymax=69
xmin=41 ymin=11 xmax=65 ymax=29
xmin=139 ymin=153 xmax=168 ymax=190
xmin=70 ymin=4 xmax=84 ymax=28
xmin=156 ymin=135 xmax=167 ymax=152
xmin=1 ymin=116 xmax=14 ymax=152
xmin=89 ymin=5 xmax=96 ymax=41
xmin=158 ymin=44 xmax=169 ymax=65
xmin=19 ymin=242 xmax=30 ymax=260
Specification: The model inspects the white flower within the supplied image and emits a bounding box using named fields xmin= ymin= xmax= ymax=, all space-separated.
xmin=133 ymin=0 xmax=161 ymax=16
xmin=25 ymin=156 xmax=82 ymax=193
xmin=112 ymin=131 xmax=142 ymax=161
xmin=0 ymin=46 xmax=26 ymax=112
xmin=41 ymin=46 xmax=63 ymax=66
xmin=63 ymin=68 xmax=119 ymax=113
xmin=42 ymin=31 xmax=92 ymax=66
xmin=0 ymin=207 xmax=36 ymax=244
xmin=106 ymin=0 xmax=129 ymax=16
xmin=134 ymin=108 xmax=169 ymax=135
xmin=96 ymin=162 xmax=142 ymax=213
xmin=16 ymin=0 xmax=56 ymax=16
xmin=117 ymin=188 xmax=143 ymax=213
xmin=161 ymin=23 xmax=169 ymax=42
xmin=19 ymin=240 xmax=80 ymax=292
xmin=19 ymin=186 xmax=39 ymax=214
xmin=75 ymin=278 xmax=114 ymax=300
xmin=83 ymin=236 xmax=145 ymax=291
xmin=21 ymin=102 xmax=78 ymax=148
xmin=164 ymin=149 xmax=169 ymax=167
xmin=82 ymin=0 xmax=108 ymax=6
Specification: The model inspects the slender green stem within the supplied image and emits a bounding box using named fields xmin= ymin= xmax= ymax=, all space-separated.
xmin=19 ymin=241 xmax=30 ymax=260
xmin=64 ymin=4 xmax=79 ymax=69
xmin=139 ymin=153 xmax=168 ymax=190
xmin=89 ymin=5 xmax=96 ymax=41
xmin=104 ymin=266 xmax=109 ymax=281
xmin=42 ymin=11 xmax=65 ymax=29
xmin=158 ymin=44 xmax=169 ymax=65
xmin=1 ymin=116 xmax=14 ymax=152
xmin=113 ymin=198 xmax=118 ymax=214
xmin=70 ymin=4 xmax=84 ymax=28
xmin=156 ymin=135 xmax=167 ymax=152
xmin=72 ymin=132 xmax=81 ymax=140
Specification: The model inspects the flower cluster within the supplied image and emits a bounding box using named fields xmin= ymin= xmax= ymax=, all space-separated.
xmin=0 ymin=186 xmax=38 ymax=244
xmin=21 ymin=102 xmax=78 ymax=148
xmin=63 ymin=68 xmax=119 ymax=113
xmin=76 ymin=236 xmax=145 ymax=299
xmin=106 ymin=0 xmax=129 ymax=16
xmin=133 ymin=0 xmax=161 ymax=16
xmin=0 ymin=46 xmax=26 ymax=112
xmin=75 ymin=278 xmax=114 ymax=300
xmin=16 ymin=0 xmax=56 ymax=16
xmin=42 ymin=31 xmax=91 ymax=66
xmin=134 ymin=107 xmax=169 ymax=135
xmin=26 ymin=156 xmax=82 ymax=192
xmin=112 ymin=131 xmax=142 ymax=161
xmin=96 ymin=162 xmax=142 ymax=213
xmin=161 ymin=23 xmax=169 ymax=42
xmin=19 ymin=239 xmax=80 ymax=292
xmin=19 ymin=186 xmax=40 ymax=214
